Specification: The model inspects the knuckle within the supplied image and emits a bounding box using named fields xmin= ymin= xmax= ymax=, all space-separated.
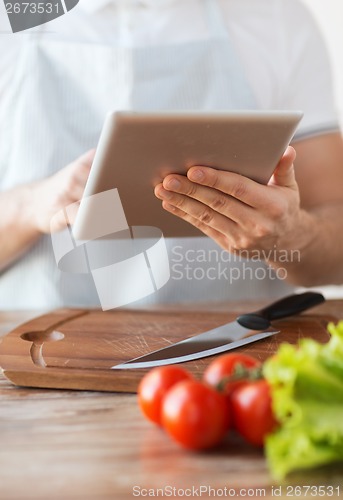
xmin=198 ymin=207 xmax=214 ymax=224
xmin=174 ymin=195 xmax=185 ymax=209
xmin=210 ymin=194 xmax=228 ymax=212
xmin=193 ymin=218 xmax=206 ymax=230
xmin=254 ymin=222 xmax=272 ymax=239
xmin=185 ymin=182 xmax=198 ymax=197
xmin=236 ymin=236 xmax=252 ymax=252
xmin=206 ymin=170 xmax=220 ymax=189
xmin=231 ymin=180 xmax=247 ymax=199
xmin=163 ymin=199 xmax=177 ymax=212
xmin=269 ymin=201 xmax=286 ymax=220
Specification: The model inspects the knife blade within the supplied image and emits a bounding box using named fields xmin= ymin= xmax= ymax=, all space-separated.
xmin=112 ymin=292 xmax=324 ymax=369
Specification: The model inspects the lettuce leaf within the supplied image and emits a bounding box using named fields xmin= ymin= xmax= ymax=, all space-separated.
xmin=263 ymin=321 xmax=343 ymax=479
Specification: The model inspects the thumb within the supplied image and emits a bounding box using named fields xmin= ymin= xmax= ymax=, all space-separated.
xmin=269 ymin=146 xmax=297 ymax=188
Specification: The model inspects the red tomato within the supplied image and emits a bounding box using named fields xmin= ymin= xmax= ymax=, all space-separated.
xmin=161 ymin=380 xmax=230 ymax=450
xmin=138 ymin=366 xmax=192 ymax=426
xmin=203 ymin=353 xmax=261 ymax=395
xmin=231 ymin=379 xmax=278 ymax=447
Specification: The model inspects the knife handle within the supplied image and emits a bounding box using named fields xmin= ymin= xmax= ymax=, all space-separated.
xmin=236 ymin=292 xmax=325 ymax=330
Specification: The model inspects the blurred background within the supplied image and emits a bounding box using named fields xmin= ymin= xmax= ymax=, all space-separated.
xmin=301 ymin=0 xmax=343 ymax=298
xmin=303 ymin=0 xmax=343 ymax=127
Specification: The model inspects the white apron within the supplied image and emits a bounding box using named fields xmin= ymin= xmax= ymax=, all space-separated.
xmin=0 ymin=0 xmax=293 ymax=309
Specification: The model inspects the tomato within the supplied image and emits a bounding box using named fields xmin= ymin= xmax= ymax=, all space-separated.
xmin=161 ymin=380 xmax=229 ymax=450
xmin=231 ymin=379 xmax=278 ymax=447
xmin=203 ymin=353 xmax=261 ymax=396
xmin=138 ymin=366 xmax=193 ymax=426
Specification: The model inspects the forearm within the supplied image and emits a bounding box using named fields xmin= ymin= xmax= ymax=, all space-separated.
xmin=268 ymin=203 xmax=343 ymax=287
xmin=0 ymin=184 xmax=41 ymax=272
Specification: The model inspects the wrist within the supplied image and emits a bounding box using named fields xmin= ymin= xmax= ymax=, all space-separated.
xmin=268 ymin=209 xmax=318 ymax=268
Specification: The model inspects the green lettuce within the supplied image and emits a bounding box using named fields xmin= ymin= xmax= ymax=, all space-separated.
xmin=263 ymin=321 xmax=343 ymax=479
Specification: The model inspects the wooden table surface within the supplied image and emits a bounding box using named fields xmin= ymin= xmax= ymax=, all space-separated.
xmin=0 ymin=301 xmax=342 ymax=500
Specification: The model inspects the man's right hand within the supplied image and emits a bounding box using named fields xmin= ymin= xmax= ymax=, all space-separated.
xmin=30 ymin=149 xmax=95 ymax=234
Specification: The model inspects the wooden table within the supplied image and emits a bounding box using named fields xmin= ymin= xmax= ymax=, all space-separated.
xmin=0 ymin=302 xmax=342 ymax=500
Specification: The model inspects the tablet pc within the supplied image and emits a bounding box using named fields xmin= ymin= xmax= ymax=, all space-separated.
xmin=73 ymin=110 xmax=303 ymax=238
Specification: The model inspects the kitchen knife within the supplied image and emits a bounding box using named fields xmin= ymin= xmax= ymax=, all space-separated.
xmin=111 ymin=292 xmax=324 ymax=369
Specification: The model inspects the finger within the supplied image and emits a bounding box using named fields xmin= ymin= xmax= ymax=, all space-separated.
xmin=69 ymin=183 xmax=87 ymax=202
xmin=186 ymin=166 xmax=268 ymax=208
xmin=269 ymin=146 xmax=297 ymax=188
xmin=77 ymin=148 xmax=96 ymax=167
xmin=162 ymin=201 xmax=232 ymax=249
xmin=67 ymin=149 xmax=95 ymax=182
xmin=161 ymin=174 xmax=255 ymax=226
xmin=69 ymin=160 xmax=93 ymax=188
xmin=155 ymin=185 xmax=239 ymax=238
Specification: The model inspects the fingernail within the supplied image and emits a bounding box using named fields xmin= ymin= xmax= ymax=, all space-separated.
xmin=189 ymin=169 xmax=204 ymax=181
xmin=166 ymin=178 xmax=181 ymax=190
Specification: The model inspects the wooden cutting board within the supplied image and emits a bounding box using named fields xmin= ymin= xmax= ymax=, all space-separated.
xmin=0 ymin=307 xmax=334 ymax=393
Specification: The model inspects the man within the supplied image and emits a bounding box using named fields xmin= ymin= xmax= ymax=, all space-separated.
xmin=0 ymin=0 xmax=343 ymax=309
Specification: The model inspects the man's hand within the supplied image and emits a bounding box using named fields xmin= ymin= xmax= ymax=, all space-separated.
xmin=155 ymin=147 xmax=304 ymax=257
xmin=30 ymin=149 xmax=95 ymax=234
xmin=0 ymin=149 xmax=95 ymax=272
